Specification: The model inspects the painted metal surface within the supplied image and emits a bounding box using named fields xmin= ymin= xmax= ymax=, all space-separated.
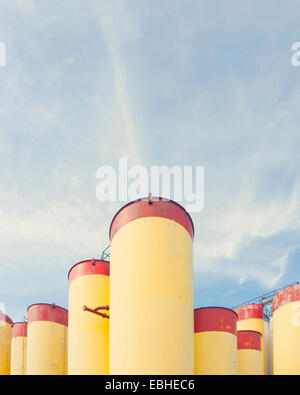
xmin=237 ymin=330 xmax=262 ymax=375
xmin=0 ymin=311 xmax=12 ymax=375
xmin=26 ymin=304 xmax=68 ymax=375
xmin=263 ymin=320 xmax=271 ymax=375
xmin=109 ymin=197 xmax=194 ymax=240
xmin=273 ymin=284 xmax=300 ymax=375
xmin=194 ymin=307 xmax=237 ymax=375
xmin=11 ymin=322 xmax=27 ymax=375
xmin=68 ymin=259 xmax=110 ymax=375
xmin=235 ymin=303 xmax=265 ymax=374
xmin=269 ymin=317 xmax=273 ymax=375
xmin=109 ymin=198 xmax=194 ymax=374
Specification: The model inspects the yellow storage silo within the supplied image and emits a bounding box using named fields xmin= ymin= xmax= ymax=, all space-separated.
xmin=263 ymin=319 xmax=271 ymax=375
xmin=109 ymin=197 xmax=194 ymax=374
xmin=269 ymin=316 xmax=273 ymax=375
xmin=273 ymin=283 xmax=300 ymax=375
xmin=235 ymin=303 xmax=264 ymax=374
xmin=11 ymin=322 xmax=27 ymax=375
xmin=194 ymin=307 xmax=238 ymax=375
xmin=237 ymin=330 xmax=262 ymax=375
xmin=26 ymin=303 xmax=68 ymax=375
xmin=0 ymin=311 xmax=12 ymax=375
xmin=68 ymin=258 xmax=110 ymax=375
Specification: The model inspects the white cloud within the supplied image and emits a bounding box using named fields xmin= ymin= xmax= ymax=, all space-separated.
xmin=0 ymin=0 xmax=36 ymax=10
xmin=94 ymin=0 xmax=143 ymax=164
xmin=1 ymin=0 xmax=300 ymax=321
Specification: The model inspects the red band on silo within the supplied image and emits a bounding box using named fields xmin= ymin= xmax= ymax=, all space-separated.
xmin=237 ymin=330 xmax=261 ymax=351
xmin=109 ymin=197 xmax=194 ymax=241
xmin=12 ymin=322 xmax=28 ymax=338
xmin=194 ymin=307 xmax=237 ymax=335
xmin=235 ymin=304 xmax=263 ymax=321
xmin=68 ymin=259 xmax=110 ymax=284
xmin=273 ymin=284 xmax=300 ymax=312
xmin=0 ymin=311 xmax=13 ymax=325
xmin=27 ymin=304 xmax=68 ymax=327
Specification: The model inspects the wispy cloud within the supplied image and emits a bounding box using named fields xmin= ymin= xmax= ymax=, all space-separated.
xmin=1 ymin=0 xmax=300 ymax=320
xmin=95 ymin=0 xmax=143 ymax=164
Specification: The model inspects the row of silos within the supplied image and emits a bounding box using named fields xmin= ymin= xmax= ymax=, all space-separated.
xmin=0 ymin=306 xmax=263 ymax=375
xmin=65 ymin=197 xmax=263 ymax=375
xmin=194 ymin=307 xmax=262 ymax=375
xmin=233 ymin=283 xmax=300 ymax=375
xmin=1 ymin=198 xmax=300 ymax=375
xmin=68 ymin=197 xmax=194 ymax=374
xmin=0 ymin=197 xmax=194 ymax=375
xmin=0 ymin=304 xmax=68 ymax=375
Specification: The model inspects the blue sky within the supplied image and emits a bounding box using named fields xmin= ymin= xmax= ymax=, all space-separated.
xmin=0 ymin=0 xmax=300 ymax=322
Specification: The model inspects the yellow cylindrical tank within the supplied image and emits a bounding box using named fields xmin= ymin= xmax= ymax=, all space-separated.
xmin=237 ymin=330 xmax=262 ymax=375
xmin=269 ymin=316 xmax=273 ymax=375
xmin=263 ymin=319 xmax=271 ymax=375
xmin=109 ymin=197 xmax=194 ymax=374
xmin=0 ymin=311 xmax=12 ymax=375
xmin=68 ymin=258 xmax=110 ymax=375
xmin=11 ymin=322 xmax=27 ymax=375
xmin=26 ymin=304 xmax=68 ymax=375
xmin=194 ymin=307 xmax=238 ymax=375
xmin=235 ymin=303 xmax=264 ymax=374
xmin=273 ymin=283 xmax=300 ymax=375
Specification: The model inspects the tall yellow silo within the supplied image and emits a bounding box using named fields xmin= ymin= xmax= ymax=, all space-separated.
xmin=109 ymin=197 xmax=194 ymax=374
xmin=237 ymin=330 xmax=262 ymax=375
xmin=273 ymin=283 xmax=300 ymax=375
xmin=235 ymin=303 xmax=264 ymax=374
xmin=10 ymin=322 xmax=27 ymax=375
xmin=68 ymin=259 xmax=110 ymax=375
xmin=26 ymin=303 xmax=68 ymax=375
xmin=0 ymin=311 xmax=12 ymax=375
xmin=194 ymin=307 xmax=238 ymax=375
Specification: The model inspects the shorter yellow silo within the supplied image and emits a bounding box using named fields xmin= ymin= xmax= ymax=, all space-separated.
xmin=26 ymin=303 xmax=68 ymax=375
xmin=0 ymin=311 xmax=12 ymax=375
xmin=11 ymin=322 xmax=27 ymax=375
xmin=235 ymin=303 xmax=264 ymax=374
xmin=194 ymin=307 xmax=238 ymax=375
xmin=237 ymin=330 xmax=262 ymax=375
xmin=68 ymin=259 xmax=110 ymax=375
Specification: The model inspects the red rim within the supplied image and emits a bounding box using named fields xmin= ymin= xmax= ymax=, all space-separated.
xmin=68 ymin=259 xmax=110 ymax=284
xmin=194 ymin=307 xmax=237 ymax=335
xmin=0 ymin=311 xmax=13 ymax=326
xmin=27 ymin=304 xmax=68 ymax=326
xmin=12 ymin=322 xmax=28 ymax=338
xmin=273 ymin=284 xmax=300 ymax=312
xmin=109 ymin=197 xmax=194 ymax=241
xmin=235 ymin=303 xmax=263 ymax=321
xmin=237 ymin=330 xmax=262 ymax=351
